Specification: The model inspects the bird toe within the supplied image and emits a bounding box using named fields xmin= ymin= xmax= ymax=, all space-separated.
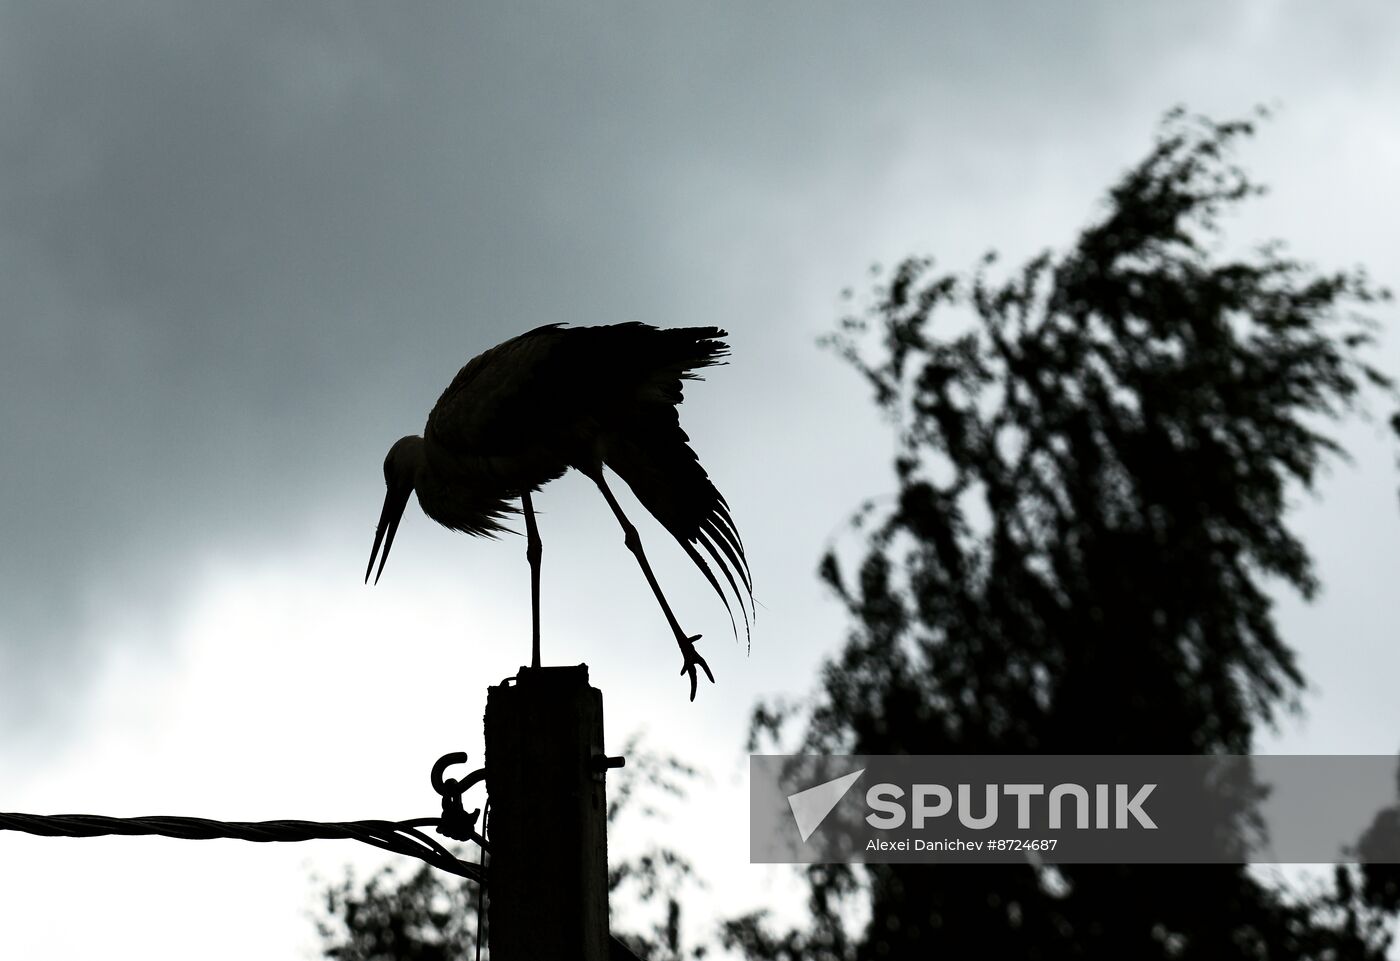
xmin=678 ymin=634 xmax=713 ymax=700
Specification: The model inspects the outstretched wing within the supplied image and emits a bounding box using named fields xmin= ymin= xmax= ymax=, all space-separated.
xmin=599 ymin=327 xmax=752 ymax=643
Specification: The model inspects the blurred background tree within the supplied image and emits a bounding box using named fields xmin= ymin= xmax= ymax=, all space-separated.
xmin=728 ymin=107 xmax=1400 ymax=960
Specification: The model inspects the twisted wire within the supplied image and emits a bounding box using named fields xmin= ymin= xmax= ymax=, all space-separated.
xmin=0 ymin=811 xmax=486 ymax=883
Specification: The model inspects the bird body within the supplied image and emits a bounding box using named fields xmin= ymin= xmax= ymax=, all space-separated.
xmin=367 ymin=323 xmax=750 ymax=699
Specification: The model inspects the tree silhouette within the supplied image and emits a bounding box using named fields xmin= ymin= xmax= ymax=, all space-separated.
xmin=730 ymin=107 xmax=1400 ymax=960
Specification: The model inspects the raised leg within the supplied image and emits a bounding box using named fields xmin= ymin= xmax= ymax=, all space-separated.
xmin=592 ymin=471 xmax=714 ymax=700
xmin=522 ymin=490 xmax=542 ymax=669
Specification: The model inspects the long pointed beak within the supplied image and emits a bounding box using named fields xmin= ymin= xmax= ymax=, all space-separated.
xmin=366 ymin=482 xmax=412 ymax=585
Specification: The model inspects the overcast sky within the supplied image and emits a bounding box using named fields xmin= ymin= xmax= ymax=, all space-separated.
xmin=2 ymin=2 xmax=1399 ymax=957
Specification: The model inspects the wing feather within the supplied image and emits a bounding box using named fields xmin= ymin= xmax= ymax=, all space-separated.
xmin=597 ymin=326 xmax=752 ymax=641
xmin=702 ymin=516 xmax=751 ymax=593
xmin=680 ymin=537 xmax=740 ymax=640
xmin=696 ymin=526 xmax=750 ymax=642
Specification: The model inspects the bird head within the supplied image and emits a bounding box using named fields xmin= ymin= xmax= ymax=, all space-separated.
xmin=366 ymin=435 xmax=425 ymax=584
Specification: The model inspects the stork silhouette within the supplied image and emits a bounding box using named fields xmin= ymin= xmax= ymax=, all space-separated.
xmin=366 ymin=323 xmax=750 ymax=700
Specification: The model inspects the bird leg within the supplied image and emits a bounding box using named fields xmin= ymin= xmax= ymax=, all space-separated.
xmin=592 ymin=471 xmax=714 ymax=701
xmin=522 ymin=490 xmax=542 ymax=669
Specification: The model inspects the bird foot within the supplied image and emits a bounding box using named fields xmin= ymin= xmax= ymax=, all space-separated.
xmin=678 ymin=634 xmax=714 ymax=702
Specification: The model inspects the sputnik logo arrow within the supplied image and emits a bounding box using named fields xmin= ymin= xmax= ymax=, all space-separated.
xmin=786 ymin=769 xmax=865 ymax=842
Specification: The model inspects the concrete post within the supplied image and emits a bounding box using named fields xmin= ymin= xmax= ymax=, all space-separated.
xmin=485 ymin=665 xmax=610 ymax=961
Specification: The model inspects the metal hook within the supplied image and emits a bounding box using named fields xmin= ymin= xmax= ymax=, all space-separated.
xmin=430 ymin=752 xmax=488 ymax=845
xmin=432 ymin=752 xmax=487 ymax=797
xmin=432 ymin=752 xmax=469 ymax=795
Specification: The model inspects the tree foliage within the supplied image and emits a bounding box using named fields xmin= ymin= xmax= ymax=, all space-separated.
xmin=736 ymin=107 xmax=1400 ymax=959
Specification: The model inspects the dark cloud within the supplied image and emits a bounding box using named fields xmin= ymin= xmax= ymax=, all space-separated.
xmin=3 ymin=1 xmax=1397 ymax=746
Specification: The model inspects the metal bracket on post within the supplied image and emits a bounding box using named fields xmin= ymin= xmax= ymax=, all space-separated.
xmin=591 ymin=753 xmax=625 ymax=782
